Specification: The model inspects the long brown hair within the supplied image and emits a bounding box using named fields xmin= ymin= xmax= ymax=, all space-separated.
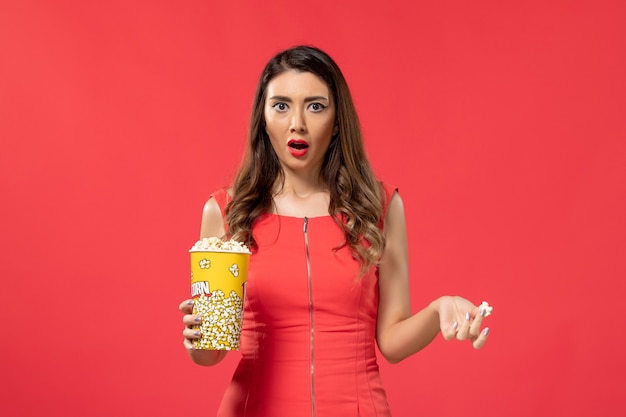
xmin=226 ymin=45 xmax=385 ymax=272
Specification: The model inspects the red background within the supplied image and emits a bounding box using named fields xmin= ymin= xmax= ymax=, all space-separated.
xmin=1 ymin=1 xmax=625 ymax=416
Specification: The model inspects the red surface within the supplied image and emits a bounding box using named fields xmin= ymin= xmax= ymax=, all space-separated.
xmin=1 ymin=1 xmax=624 ymax=416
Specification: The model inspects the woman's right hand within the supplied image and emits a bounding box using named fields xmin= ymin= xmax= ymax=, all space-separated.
xmin=179 ymin=298 xmax=228 ymax=366
xmin=179 ymin=299 xmax=201 ymax=350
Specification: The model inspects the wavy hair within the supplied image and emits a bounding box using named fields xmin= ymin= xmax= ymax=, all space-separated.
xmin=225 ymin=45 xmax=385 ymax=272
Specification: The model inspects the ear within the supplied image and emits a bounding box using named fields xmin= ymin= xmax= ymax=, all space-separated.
xmin=333 ymin=124 xmax=339 ymax=136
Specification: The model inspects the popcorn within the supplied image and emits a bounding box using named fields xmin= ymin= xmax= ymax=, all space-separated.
xmin=193 ymin=290 xmax=244 ymax=350
xmin=189 ymin=237 xmax=250 ymax=350
xmin=191 ymin=237 xmax=250 ymax=253
xmin=479 ymin=301 xmax=493 ymax=317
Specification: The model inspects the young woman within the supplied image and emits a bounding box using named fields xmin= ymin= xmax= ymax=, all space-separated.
xmin=179 ymin=45 xmax=491 ymax=416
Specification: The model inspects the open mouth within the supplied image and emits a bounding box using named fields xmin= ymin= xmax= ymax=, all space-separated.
xmin=287 ymin=139 xmax=309 ymax=157
xmin=288 ymin=139 xmax=309 ymax=150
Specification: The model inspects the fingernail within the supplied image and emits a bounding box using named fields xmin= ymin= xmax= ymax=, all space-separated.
xmin=465 ymin=312 xmax=471 ymax=321
xmin=483 ymin=327 xmax=490 ymax=336
xmin=451 ymin=321 xmax=458 ymax=330
xmin=194 ymin=331 xmax=201 ymax=337
xmin=480 ymin=308 xmax=486 ymax=317
xmin=187 ymin=300 xmax=194 ymax=305
xmin=194 ymin=316 xmax=202 ymax=322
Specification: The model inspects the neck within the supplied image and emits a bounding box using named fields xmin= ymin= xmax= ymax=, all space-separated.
xmin=271 ymin=173 xmax=330 ymax=217
xmin=274 ymin=171 xmax=327 ymax=198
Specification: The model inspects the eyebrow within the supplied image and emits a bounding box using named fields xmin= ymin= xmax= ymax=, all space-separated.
xmin=268 ymin=95 xmax=330 ymax=103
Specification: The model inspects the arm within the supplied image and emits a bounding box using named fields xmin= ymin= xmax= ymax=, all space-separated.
xmin=375 ymin=192 xmax=490 ymax=364
xmin=180 ymin=196 xmax=229 ymax=366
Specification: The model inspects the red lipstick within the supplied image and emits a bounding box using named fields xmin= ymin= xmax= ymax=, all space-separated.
xmin=287 ymin=139 xmax=309 ymax=157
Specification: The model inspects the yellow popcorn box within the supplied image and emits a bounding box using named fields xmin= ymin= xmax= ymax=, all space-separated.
xmin=189 ymin=239 xmax=250 ymax=350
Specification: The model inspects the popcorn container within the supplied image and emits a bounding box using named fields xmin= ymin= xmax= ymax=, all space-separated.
xmin=189 ymin=239 xmax=250 ymax=350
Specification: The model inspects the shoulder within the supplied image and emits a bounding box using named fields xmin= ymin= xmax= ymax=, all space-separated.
xmin=379 ymin=182 xmax=398 ymax=205
xmin=374 ymin=181 xmax=404 ymax=234
xmin=208 ymin=188 xmax=232 ymax=210
xmin=378 ymin=181 xmax=400 ymax=222
xmin=200 ymin=187 xmax=232 ymax=238
xmin=204 ymin=187 xmax=235 ymax=215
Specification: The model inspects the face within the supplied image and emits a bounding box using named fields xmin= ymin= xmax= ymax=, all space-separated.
xmin=264 ymin=70 xmax=337 ymax=177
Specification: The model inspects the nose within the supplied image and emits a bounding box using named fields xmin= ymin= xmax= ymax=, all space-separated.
xmin=289 ymin=109 xmax=306 ymax=133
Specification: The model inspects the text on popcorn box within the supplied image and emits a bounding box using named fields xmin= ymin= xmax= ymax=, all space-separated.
xmin=191 ymin=281 xmax=210 ymax=298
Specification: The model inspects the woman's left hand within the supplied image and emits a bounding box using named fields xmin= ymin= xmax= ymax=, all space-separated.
xmin=433 ymin=296 xmax=491 ymax=349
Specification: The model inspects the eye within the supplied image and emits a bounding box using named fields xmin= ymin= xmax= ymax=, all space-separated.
xmin=272 ymin=102 xmax=289 ymax=112
xmin=309 ymin=102 xmax=326 ymax=112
